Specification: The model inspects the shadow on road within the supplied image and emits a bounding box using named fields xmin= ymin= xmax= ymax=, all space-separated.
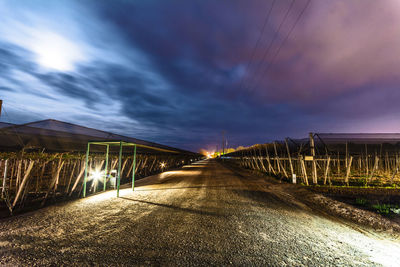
xmin=135 ymin=185 xmax=239 ymax=191
xmin=231 ymin=188 xmax=308 ymax=212
xmin=120 ymin=197 xmax=221 ymax=217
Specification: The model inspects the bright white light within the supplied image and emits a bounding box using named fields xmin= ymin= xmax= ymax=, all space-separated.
xmin=90 ymin=169 xmax=104 ymax=181
xmin=30 ymin=31 xmax=86 ymax=71
xmin=160 ymin=162 xmax=166 ymax=168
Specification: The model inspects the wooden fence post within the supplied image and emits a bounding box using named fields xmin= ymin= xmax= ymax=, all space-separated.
xmin=65 ymin=161 xmax=77 ymax=193
xmin=300 ymin=155 xmax=309 ymax=185
xmin=285 ymin=138 xmax=294 ymax=177
xmin=69 ymin=160 xmax=85 ymax=196
xmin=12 ymin=160 xmax=34 ymax=208
xmin=323 ymin=156 xmax=331 ymax=185
xmin=365 ymin=144 xmax=369 ymax=177
xmin=2 ymin=159 xmax=7 ymax=197
xmin=345 ymin=156 xmax=353 ymax=186
xmin=42 ymin=159 xmax=65 ymax=205
xmin=309 ymin=133 xmax=318 ymax=184
xmin=367 ymin=156 xmax=379 ymax=184
xmin=391 ymin=157 xmax=400 ymax=184
xmin=273 ymin=142 xmax=281 ymax=173
xmin=345 ymin=142 xmax=348 ymax=168
xmin=258 ymin=146 xmax=267 ymax=172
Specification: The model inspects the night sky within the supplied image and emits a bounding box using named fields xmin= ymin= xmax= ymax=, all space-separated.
xmin=1 ymin=0 xmax=400 ymax=152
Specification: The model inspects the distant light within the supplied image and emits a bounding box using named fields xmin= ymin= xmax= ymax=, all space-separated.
xmin=90 ymin=169 xmax=104 ymax=181
xmin=160 ymin=162 xmax=166 ymax=168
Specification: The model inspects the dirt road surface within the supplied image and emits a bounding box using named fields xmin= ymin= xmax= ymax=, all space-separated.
xmin=1 ymin=160 xmax=400 ymax=266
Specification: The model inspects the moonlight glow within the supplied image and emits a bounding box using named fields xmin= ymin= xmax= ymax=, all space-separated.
xmin=31 ymin=31 xmax=85 ymax=71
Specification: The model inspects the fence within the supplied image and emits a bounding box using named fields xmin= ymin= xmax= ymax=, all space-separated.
xmin=227 ymin=133 xmax=400 ymax=187
xmin=0 ymin=152 xmax=198 ymax=214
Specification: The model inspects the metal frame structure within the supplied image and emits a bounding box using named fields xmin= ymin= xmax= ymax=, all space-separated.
xmin=83 ymin=141 xmax=137 ymax=198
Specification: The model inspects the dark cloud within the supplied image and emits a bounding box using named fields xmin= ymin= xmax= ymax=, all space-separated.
xmin=0 ymin=43 xmax=36 ymax=75
xmin=0 ymin=86 xmax=14 ymax=92
xmin=1 ymin=0 xmax=400 ymax=152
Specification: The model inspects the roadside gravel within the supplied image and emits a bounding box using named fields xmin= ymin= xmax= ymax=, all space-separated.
xmin=0 ymin=160 xmax=399 ymax=266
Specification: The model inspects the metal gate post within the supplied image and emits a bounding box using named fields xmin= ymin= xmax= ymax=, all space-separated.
xmin=104 ymin=144 xmax=109 ymax=191
xmin=117 ymin=142 xmax=122 ymax=197
xmin=83 ymin=143 xmax=90 ymax=197
xmin=132 ymin=144 xmax=136 ymax=191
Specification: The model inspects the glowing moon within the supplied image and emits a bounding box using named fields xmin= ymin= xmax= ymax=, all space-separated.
xmin=31 ymin=31 xmax=85 ymax=71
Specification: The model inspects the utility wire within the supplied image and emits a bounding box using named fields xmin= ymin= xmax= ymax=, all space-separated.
xmin=5 ymin=102 xmax=45 ymax=119
xmin=233 ymin=0 xmax=276 ymax=95
xmin=247 ymin=0 xmax=311 ymax=95
xmin=243 ymin=0 xmax=296 ymax=95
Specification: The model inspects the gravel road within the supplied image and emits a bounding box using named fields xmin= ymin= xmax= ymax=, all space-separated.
xmin=1 ymin=159 xmax=400 ymax=266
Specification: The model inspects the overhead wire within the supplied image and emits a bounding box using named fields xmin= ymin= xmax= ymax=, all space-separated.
xmin=247 ymin=0 xmax=311 ymax=95
xmin=4 ymin=102 xmax=45 ymax=119
xmin=233 ymin=0 xmax=276 ymax=96
xmin=242 ymin=0 xmax=296 ymax=95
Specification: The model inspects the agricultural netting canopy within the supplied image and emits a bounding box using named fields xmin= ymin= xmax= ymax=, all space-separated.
xmin=291 ymin=133 xmax=400 ymax=145
xmin=315 ymin=133 xmax=400 ymax=145
xmin=0 ymin=119 xmax=195 ymax=155
xmin=281 ymin=133 xmax=400 ymax=156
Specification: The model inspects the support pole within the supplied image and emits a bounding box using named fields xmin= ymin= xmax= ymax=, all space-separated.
xmin=83 ymin=143 xmax=90 ymax=198
xmin=345 ymin=156 xmax=353 ymax=186
xmin=365 ymin=144 xmax=369 ymax=177
xmin=323 ymin=156 xmax=331 ymax=185
xmin=117 ymin=142 xmax=122 ymax=197
xmin=391 ymin=157 xmax=400 ymax=184
xmin=367 ymin=156 xmax=379 ymax=184
xmin=310 ymin=132 xmax=318 ymax=184
xmin=285 ymin=138 xmax=294 ymax=176
xmin=273 ymin=142 xmax=281 ymax=173
xmin=2 ymin=159 xmax=7 ymax=197
xmin=12 ymin=160 xmax=34 ymax=208
xmin=258 ymin=146 xmax=267 ymax=172
xmin=265 ymin=146 xmax=276 ymax=175
xmin=132 ymin=144 xmax=137 ymax=191
xmin=300 ymin=155 xmax=309 ymax=185
xmin=104 ymin=144 xmax=109 ymax=191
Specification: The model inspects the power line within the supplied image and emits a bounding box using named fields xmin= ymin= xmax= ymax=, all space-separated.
xmin=248 ymin=0 xmax=311 ymax=95
xmin=4 ymin=102 xmax=45 ymax=119
xmin=233 ymin=0 xmax=276 ymax=96
xmin=242 ymin=0 xmax=296 ymax=95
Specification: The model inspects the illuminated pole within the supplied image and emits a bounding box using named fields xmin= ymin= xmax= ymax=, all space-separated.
xmin=116 ymin=141 xmax=122 ymax=197
xmin=310 ymin=132 xmax=317 ymax=184
xmin=132 ymin=144 xmax=136 ymax=191
xmin=221 ymin=131 xmax=226 ymax=156
xmin=83 ymin=142 xmax=90 ymax=197
xmin=104 ymin=144 xmax=109 ymax=191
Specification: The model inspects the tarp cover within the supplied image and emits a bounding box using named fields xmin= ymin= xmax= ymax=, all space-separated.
xmin=0 ymin=119 xmax=195 ymax=154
